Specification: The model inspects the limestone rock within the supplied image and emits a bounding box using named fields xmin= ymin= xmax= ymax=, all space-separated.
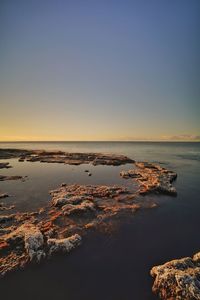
xmin=151 ymin=253 xmax=200 ymax=300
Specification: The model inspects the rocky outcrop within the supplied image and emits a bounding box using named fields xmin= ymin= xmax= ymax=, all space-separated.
xmin=120 ymin=162 xmax=177 ymax=196
xmin=0 ymin=149 xmax=134 ymax=166
xmin=0 ymin=183 xmax=144 ymax=278
xmin=151 ymin=252 xmax=200 ymax=299
xmin=0 ymin=222 xmax=81 ymax=277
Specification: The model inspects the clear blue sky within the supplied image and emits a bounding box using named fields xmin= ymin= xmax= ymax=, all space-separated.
xmin=1 ymin=0 xmax=199 ymax=141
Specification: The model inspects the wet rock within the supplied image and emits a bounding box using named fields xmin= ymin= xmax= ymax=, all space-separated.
xmin=0 ymin=193 xmax=9 ymax=199
xmin=0 ymin=149 xmax=134 ymax=166
xmin=0 ymin=203 xmax=14 ymax=211
xmin=62 ymin=200 xmax=96 ymax=216
xmin=0 ymin=149 xmax=179 ymax=279
xmin=50 ymin=185 xmax=128 ymax=206
xmin=18 ymin=157 xmax=25 ymax=162
xmin=0 ymin=175 xmax=23 ymax=181
xmin=0 ymin=162 xmax=12 ymax=169
xmin=151 ymin=252 xmax=200 ymax=300
xmin=0 ymin=222 xmax=81 ymax=277
xmin=0 ymin=214 xmax=15 ymax=223
xmin=120 ymin=162 xmax=177 ymax=196
xmin=52 ymin=197 xmax=69 ymax=207
xmin=120 ymin=170 xmax=141 ymax=179
xmin=47 ymin=234 xmax=81 ymax=256
xmin=23 ymin=224 xmax=45 ymax=262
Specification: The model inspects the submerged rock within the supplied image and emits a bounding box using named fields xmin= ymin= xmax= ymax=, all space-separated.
xmin=0 ymin=162 xmax=12 ymax=169
xmin=0 ymin=175 xmax=23 ymax=181
xmin=0 ymin=193 xmax=9 ymax=199
xmin=151 ymin=252 xmax=200 ymax=300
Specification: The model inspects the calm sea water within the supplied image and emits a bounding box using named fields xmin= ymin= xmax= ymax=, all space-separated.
xmin=0 ymin=142 xmax=200 ymax=300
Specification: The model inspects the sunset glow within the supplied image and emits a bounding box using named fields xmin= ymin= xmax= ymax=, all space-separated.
xmin=1 ymin=0 xmax=199 ymax=141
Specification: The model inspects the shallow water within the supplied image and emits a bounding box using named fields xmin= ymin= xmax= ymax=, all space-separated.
xmin=0 ymin=142 xmax=200 ymax=300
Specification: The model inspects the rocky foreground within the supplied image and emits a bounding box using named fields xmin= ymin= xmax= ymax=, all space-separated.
xmin=0 ymin=148 xmax=178 ymax=280
xmin=151 ymin=252 xmax=200 ymax=300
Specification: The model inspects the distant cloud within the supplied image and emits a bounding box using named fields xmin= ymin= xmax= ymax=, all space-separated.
xmin=161 ymin=134 xmax=200 ymax=141
xmin=113 ymin=134 xmax=200 ymax=142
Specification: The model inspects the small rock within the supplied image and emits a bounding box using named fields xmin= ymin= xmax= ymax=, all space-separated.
xmin=47 ymin=234 xmax=81 ymax=256
xmin=0 ymin=193 xmax=9 ymax=199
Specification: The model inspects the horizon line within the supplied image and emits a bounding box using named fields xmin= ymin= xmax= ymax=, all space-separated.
xmin=0 ymin=140 xmax=200 ymax=143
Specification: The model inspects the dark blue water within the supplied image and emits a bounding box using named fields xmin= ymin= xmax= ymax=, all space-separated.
xmin=0 ymin=142 xmax=200 ymax=300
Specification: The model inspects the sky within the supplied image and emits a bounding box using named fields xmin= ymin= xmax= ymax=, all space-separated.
xmin=0 ymin=0 xmax=200 ymax=141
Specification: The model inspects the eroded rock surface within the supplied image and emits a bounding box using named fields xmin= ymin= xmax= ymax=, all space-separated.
xmin=151 ymin=252 xmax=200 ymax=300
xmin=0 ymin=221 xmax=81 ymax=277
xmin=50 ymin=184 xmax=140 ymax=218
xmin=120 ymin=162 xmax=177 ymax=196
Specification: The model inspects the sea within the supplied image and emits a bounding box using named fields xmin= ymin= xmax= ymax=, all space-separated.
xmin=0 ymin=141 xmax=200 ymax=300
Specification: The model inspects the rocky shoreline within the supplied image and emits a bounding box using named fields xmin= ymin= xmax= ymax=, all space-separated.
xmin=0 ymin=148 xmax=178 ymax=292
xmin=151 ymin=251 xmax=200 ymax=299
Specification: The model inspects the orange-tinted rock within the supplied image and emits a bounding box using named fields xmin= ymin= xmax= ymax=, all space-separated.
xmin=151 ymin=252 xmax=200 ymax=299
xmin=120 ymin=162 xmax=177 ymax=196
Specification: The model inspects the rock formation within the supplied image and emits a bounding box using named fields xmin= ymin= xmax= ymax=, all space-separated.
xmin=0 ymin=149 xmax=134 ymax=166
xmin=0 ymin=149 xmax=178 ymax=279
xmin=151 ymin=252 xmax=200 ymax=299
xmin=0 ymin=184 xmax=144 ymax=278
xmin=120 ymin=162 xmax=177 ymax=196
xmin=0 ymin=221 xmax=81 ymax=277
